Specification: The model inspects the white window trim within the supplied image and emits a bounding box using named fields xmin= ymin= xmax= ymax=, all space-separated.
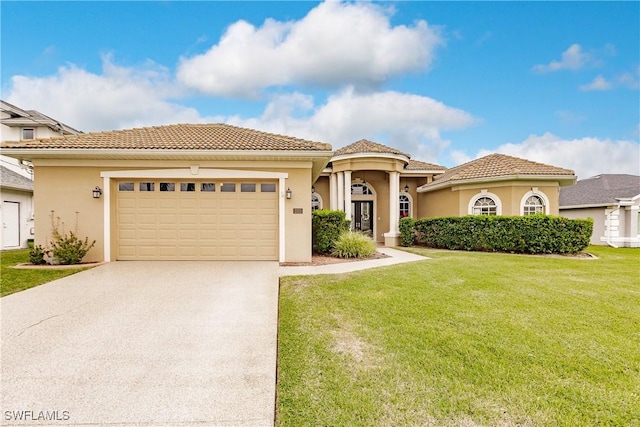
xmin=21 ymin=128 xmax=35 ymax=140
xmin=101 ymin=168 xmax=288 ymax=262
xmin=468 ymin=190 xmax=502 ymax=215
xmin=311 ymin=192 xmax=323 ymax=211
xmin=399 ymin=193 xmax=413 ymax=218
xmin=520 ymin=189 xmax=550 ymax=215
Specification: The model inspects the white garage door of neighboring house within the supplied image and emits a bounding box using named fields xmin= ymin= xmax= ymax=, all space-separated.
xmin=116 ymin=180 xmax=278 ymax=260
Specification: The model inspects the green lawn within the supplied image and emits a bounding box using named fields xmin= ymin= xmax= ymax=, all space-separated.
xmin=277 ymin=246 xmax=640 ymax=426
xmin=1 ymin=249 xmax=89 ymax=297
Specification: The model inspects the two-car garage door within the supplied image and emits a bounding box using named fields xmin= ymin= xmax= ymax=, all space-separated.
xmin=115 ymin=179 xmax=278 ymax=260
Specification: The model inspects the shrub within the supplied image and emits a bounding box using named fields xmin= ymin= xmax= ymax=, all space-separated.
xmin=47 ymin=211 xmax=96 ymax=265
xmin=312 ymin=209 xmax=350 ymax=254
xmin=331 ymin=231 xmax=377 ymax=258
xmin=28 ymin=244 xmax=47 ymax=265
xmin=414 ymin=215 xmax=593 ymax=254
xmin=399 ymin=217 xmax=416 ymax=247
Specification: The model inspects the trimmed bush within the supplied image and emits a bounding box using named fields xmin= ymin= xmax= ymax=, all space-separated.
xmin=399 ymin=217 xmax=416 ymax=247
xmin=331 ymin=231 xmax=377 ymax=258
xmin=312 ymin=209 xmax=350 ymax=254
xmin=414 ymin=215 xmax=593 ymax=254
xmin=29 ymin=244 xmax=47 ymax=265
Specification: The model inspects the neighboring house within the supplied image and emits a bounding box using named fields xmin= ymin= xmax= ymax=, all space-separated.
xmin=0 ymin=166 xmax=34 ymax=249
xmin=314 ymin=142 xmax=576 ymax=245
xmin=1 ymin=100 xmax=82 ymax=178
xmin=1 ymin=123 xmax=577 ymax=261
xmin=560 ymin=174 xmax=640 ymax=247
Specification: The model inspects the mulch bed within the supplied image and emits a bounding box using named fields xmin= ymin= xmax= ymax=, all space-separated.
xmin=280 ymin=251 xmax=389 ymax=267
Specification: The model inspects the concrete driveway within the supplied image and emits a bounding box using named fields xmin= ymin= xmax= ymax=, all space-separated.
xmin=1 ymin=261 xmax=279 ymax=426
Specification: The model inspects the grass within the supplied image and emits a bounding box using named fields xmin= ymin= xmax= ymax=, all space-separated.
xmin=1 ymin=249 xmax=89 ymax=297
xmin=277 ymin=246 xmax=640 ymax=426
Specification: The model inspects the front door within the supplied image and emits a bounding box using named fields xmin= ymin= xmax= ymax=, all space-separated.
xmin=351 ymin=201 xmax=373 ymax=238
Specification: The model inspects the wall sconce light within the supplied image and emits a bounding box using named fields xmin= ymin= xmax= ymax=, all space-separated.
xmin=311 ymin=185 xmax=316 ymax=193
xmin=92 ymin=186 xmax=103 ymax=199
xmin=286 ymin=188 xmax=292 ymax=199
xmin=404 ymin=184 xmax=409 ymax=193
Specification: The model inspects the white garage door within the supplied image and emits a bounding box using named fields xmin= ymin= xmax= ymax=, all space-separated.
xmin=116 ymin=180 xmax=278 ymax=260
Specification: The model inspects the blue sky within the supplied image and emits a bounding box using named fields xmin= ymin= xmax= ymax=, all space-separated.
xmin=2 ymin=1 xmax=638 ymax=179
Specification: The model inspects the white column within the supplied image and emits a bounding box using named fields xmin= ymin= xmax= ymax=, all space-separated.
xmin=384 ymin=171 xmax=400 ymax=245
xmin=344 ymin=170 xmax=352 ymax=221
xmin=337 ymin=172 xmax=344 ymax=212
xmin=330 ymin=173 xmax=338 ymax=210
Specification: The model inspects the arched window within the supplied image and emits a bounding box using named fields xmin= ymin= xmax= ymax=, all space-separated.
xmin=399 ymin=194 xmax=411 ymax=218
xmin=351 ymin=183 xmax=373 ymax=195
xmin=520 ymin=190 xmax=550 ymax=215
xmin=523 ymin=195 xmax=544 ymax=215
xmin=311 ymin=193 xmax=323 ymax=211
xmin=473 ymin=197 xmax=497 ymax=215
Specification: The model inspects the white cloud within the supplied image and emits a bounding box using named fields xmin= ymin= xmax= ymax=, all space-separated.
xmin=176 ymin=1 xmax=442 ymax=97
xmin=533 ymin=44 xmax=591 ymax=73
xmin=224 ymin=87 xmax=476 ymax=161
xmin=471 ymin=133 xmax=639 ymax=179
xmin=579 ymin=75 xmax=613 ymax=91
xmin=5 ymin=55 xmax=215 ymax=132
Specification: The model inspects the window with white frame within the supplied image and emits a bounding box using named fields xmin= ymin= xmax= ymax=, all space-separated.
xmin=22 ymin=128 xmax=35 ymax=140
xmin=351 ymin=183 xmax=373 ymax=195
xmin=399 ymin=194 xmax=411 ymax=218
xmin=311 ymin=193 xmax=323 ymax=211
xmin=473 ymin=197 xmax=498 ymax=215
xmin=523 ymin=195 xmax=545 ymax=215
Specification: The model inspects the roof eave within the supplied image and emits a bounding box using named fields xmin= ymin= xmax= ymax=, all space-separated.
xmin=418 ymin=174 xmax=577 ymax=193
xmin=331 ymin=152 xmax=410 ymax=163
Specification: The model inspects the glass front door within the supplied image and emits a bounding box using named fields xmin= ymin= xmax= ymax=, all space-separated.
xmin=351 ymin=201 xmax=373 ymax=238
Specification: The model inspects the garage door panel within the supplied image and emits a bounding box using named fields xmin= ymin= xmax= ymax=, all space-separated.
xmin=116 ymin=179 xmax=278 ymax=260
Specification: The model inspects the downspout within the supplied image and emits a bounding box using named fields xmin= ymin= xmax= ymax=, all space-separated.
xmin=606 ymin=206 xmax=620 ymax=248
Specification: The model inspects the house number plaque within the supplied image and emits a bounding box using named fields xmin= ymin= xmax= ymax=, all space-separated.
xmin=293 ymin=208 xmax=303 ymax=214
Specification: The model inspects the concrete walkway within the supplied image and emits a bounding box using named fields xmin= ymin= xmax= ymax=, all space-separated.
xmin=1 ymin=261 xmax=279 ymax=426
xmin=279 ymin=247 xmax=429 ymax=276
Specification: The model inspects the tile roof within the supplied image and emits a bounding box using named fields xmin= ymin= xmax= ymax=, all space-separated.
xmin=560 ymin=174 xmax=640 ymax=207
xmin=423 ymin=153 xmax=575 ymax=188
xmin=405 ymin=159 xmax=446 ymax=171
xmin=0 ymin=123 xmax=332 ymax=151
xmin=334 ymin=139 xmax=409 ymax=157
xmin=1 ymin=166 xmax=33 ymax=192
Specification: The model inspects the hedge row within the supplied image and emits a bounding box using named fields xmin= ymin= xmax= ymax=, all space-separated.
xmin=410 ymin=215 xmax=592 ymax=254
xmin=312 ymin=209 xmax=350 ymax=254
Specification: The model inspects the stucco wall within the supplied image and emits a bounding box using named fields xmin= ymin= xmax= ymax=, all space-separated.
xmin=559 ymin=207 xmax=604 ymax=245
xmin=32 ymin=160 xmax=315 ymax=263
xmin=419 ymin=182 xmax=561 ymax=218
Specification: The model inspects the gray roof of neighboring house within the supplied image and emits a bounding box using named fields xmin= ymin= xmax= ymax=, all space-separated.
xmin=0 ymin=166 xmax=34 ymax=192
xmin=1 ymin=100 xmax=83 ymax=136
xmin=559 ymin=174 xmax=640 ymax=207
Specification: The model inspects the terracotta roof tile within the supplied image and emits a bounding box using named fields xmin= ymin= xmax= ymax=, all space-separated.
xmin=405 ymin=159 xmax=446 ymax=171
xmin=334 ymin=139 xmax=409 ymax=157
xmin=425 ymin=153 xmax=574 ymax=187
xmin=0 ymin=123 xmax=332 ymax=151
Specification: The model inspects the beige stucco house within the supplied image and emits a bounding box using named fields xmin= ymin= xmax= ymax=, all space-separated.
xmin=313 ymin=142 xmax=576 ymax=246
xmin=2 ymin=123 xmax=577 ymax=262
